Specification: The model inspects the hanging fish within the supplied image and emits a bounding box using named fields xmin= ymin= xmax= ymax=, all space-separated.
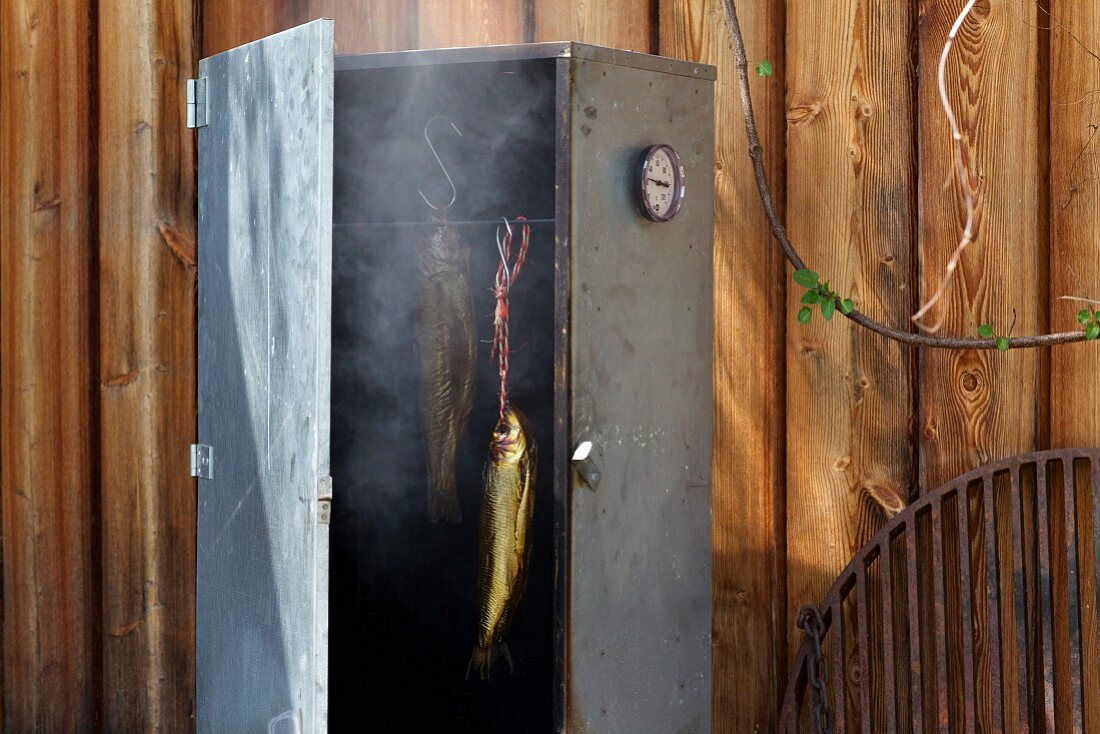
xmin=467 ymin=405 xmax=537 ymax=680
xmin=417 ymin=219 xmax=477 ymax=524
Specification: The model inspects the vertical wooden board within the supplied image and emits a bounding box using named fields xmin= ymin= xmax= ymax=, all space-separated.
xmin=1049 ymin=3 xmax=1100 ymax=450
xmin=660 ymin=0 xmax=786 ymax=730
xmin=784 ymin=0 xmax=916 ymax=668
xmin=417 ymin=0 xmax=525 ymax=47
xmin=206 ymin=0 xmax=416 ymax=56
xmin=202 ymin=0 xmax=302 ymax=56
xmin=534 ymin=0 xmax=653 ymax=52
xmin=312 ymin=0 xmax=417 ymax=53
xmin=917 ymin=2 xmax=1042 ymax=491
xmin=97 ymin=0 xmax=198 ymax=728
xmin=0 ymin=0 xmax=99 ymax=730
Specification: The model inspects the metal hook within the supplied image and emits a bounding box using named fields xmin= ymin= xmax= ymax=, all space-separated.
xmin=495 ymin=219 xmax=512 ymax=292
xmin=417 ymin=116 xmax=462 ymax=211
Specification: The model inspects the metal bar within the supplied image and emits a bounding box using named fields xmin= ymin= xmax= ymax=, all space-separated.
xmin=856 ymin=561 xmax=872 ymax=733
xmin=333 ymin=218 xmax=557 ymax=228
xmin=333 ymin=41 xmax=718 ymax=80
xmin=778 ymin=648 xmax=808 ymax=733
xmin=1037 ymin=463 xmax=1056 ymax=730
xmin=956 ymin=485 xmax=977 ymax=734
xmin=1063 ymin=459 xmax=1085 ymax=732
xmin=932 ymin=496 xmax=950 ymax=733
xmin=880 ymin=539 xmax=897 ymax=734
xmin=551 ymin=54 xmax=572 ymax=734
xmin=831 ymin=601 xmax=846 ymax=733
xmin=1010 ymin=466 xmax=1032 ymax=733
xmin=982 ymin=475 xmax=1005 ymax=732
xmin=906 ymin=520 xmax=925 ymax=734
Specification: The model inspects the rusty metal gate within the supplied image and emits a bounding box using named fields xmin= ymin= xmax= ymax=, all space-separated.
xmin=780 ymin=448 xmax=1100 ymax=732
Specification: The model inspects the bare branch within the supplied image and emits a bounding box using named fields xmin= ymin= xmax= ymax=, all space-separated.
xmin=721 ymin=0 xmax=1086 ymax=350
xmin=1060 ymin=295 xmax=1100 ymax=307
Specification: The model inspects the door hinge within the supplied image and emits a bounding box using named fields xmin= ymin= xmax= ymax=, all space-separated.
xmin=186 ymin=77 xmax=208 ymax=129
xmin=318 ymin=476 xmax=333 ymax=525
xmin=190 ymin=444 xmax=213 ymax=479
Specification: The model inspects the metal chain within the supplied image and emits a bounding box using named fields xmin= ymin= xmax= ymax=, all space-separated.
xmin=797 ymin=605 xmax=833 ymax=734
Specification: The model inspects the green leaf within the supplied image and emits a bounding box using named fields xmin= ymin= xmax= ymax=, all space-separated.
xmin=1087 ymin=323 xmax=1100 ymax=341
xmin=755 ymin=59 xmax=774 ymax=77
xmin=995 ymin=337 xmax=1010 ymax=352
xmin=821 ymin=297 xmax=836 ymax=321
xmin=1079 ymin=309 xmax=1092 ymax=325
xmin=797 ymin=306 xmax=813 ymax=324
xmin=801 ymin=290 xmax=821 ymax=305
xmin=840 ymin=298 xmax=855 ymax=315
xmin=977 ymin=323 xmax=996 ymax=339
xmin=793 ymin=269 xmax=820 ymax=288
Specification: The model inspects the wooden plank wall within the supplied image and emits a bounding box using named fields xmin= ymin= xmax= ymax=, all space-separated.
xmin=0 ymin=0 xmax=100 ymax=730
xmin=3 ymin=0 xmax=1100 ymax=731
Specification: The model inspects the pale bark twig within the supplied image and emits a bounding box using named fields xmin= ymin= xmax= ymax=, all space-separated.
xmin=912 ymin=0 xmax=979 ymax=332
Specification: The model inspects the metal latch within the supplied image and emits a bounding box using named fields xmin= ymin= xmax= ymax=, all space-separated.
xmin=572 ymin=440 xmax=601 ymax=491
xmin=318 ymin=476 xmax=333 ymax=525
xmin=186 ymin=77 xmax=208 ymax=129
xmin=190 ymin=444 xmax=213 ymax=479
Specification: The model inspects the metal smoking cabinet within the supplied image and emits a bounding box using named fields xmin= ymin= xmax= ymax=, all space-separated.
xmin=193 ymin=19 xmax=714 ymax=734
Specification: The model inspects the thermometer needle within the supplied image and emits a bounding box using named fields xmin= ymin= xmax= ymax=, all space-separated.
xmin=648 ymin=178 xmax=671 ymax=188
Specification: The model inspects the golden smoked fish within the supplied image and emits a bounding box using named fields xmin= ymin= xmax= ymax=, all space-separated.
xmin=417 ymin=221 xmax=477 ymax=523
xmin=468 ymin=406 xmax=537 ymax=680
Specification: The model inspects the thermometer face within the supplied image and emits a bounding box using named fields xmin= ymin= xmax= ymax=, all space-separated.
xmin=637 ymin=144 xmax=685 ymax=222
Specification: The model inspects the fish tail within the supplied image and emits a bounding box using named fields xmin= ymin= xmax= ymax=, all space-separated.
xmin=466 ymin=640 xmax=515 ymax=681
xmin=427 ymin=483 xmax=462 ymax=524
xmin=466 ymin=644 xmax=493 ymax=681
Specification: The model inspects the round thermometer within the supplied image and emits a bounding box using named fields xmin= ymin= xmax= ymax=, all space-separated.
xmin=636 ymin=144 xmax=685 ymax=222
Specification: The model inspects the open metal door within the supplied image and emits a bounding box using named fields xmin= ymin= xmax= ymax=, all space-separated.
xmin=195 ymin=19 xmax=333 ymax=734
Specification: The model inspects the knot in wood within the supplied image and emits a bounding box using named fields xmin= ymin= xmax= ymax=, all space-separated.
xmin=959 ymin=367 xmax=985 ymax=398
xmin=786 ymin=101 xmax=822 ymax=125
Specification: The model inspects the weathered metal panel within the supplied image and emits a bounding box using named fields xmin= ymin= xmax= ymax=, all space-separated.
xmin=335 ymin=41 xmax=716 ymax=81
xmin=196 ymin=19 xmax=333 ymax=734
xmin=566 ymin=58 xmax=714 ymax=733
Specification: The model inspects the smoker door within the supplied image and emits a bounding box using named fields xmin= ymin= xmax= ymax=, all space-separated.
xmin=566 ymin=57 xmax=714 ymax=733
xmin=196 ymin=19 xmax=333 ymax=734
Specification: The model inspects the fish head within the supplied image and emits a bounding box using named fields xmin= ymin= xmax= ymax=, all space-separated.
xmin=420 ymin=224 xmax=467 ymax=274
xmin=491 ymin=406 xmax=528 ymax=463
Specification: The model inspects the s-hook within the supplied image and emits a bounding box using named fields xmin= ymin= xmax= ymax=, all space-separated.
xmin=417 ymin=116 xmax=462 ymax=211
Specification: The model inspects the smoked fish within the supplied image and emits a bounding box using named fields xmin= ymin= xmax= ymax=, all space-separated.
xmin=468 ymin=405 xmax=537 ymax=680
xmin=417 ymin=221 xmax=477 ymax=523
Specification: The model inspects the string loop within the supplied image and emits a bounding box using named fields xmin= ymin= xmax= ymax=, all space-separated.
xmin=491 ymin=216 xmax=531 ymax=420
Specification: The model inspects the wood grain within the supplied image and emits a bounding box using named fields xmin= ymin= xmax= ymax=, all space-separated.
xmin=418 ymin=0 xmax=525 ymax=47
xmin=202 ymin=0 xmax=301 ymax=56
xmin=309 ymin=0 xmax=418 ymax=53
xmin=661 ymin=0 xmax=785 ymax=730
xmin=783 ymin=0 xmax=916 ymax=670
xmin=0 ymin=0 xmax=1088 ymax=727
xmin=534 ymin=0 xmax=653 ymax=52
xmin=917 ymin=10 xmax=1045 ymax=718
xmin=96 ymin=0 xmax=198 ymax=728
xmin=0 ymin=0 xmax=100 ymax=729
xmin=1049 ymin=3 xmax=1100 ymax=450
xmin=916 ymin=1 xmax=1043 ymax=491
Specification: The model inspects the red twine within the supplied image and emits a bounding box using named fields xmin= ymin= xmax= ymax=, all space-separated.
xmin=491 ymin=216 xmax=531 ymax=421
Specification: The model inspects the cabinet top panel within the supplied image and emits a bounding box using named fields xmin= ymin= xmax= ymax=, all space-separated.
xmin=335 ymin=40 xmax=716 ymax=81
